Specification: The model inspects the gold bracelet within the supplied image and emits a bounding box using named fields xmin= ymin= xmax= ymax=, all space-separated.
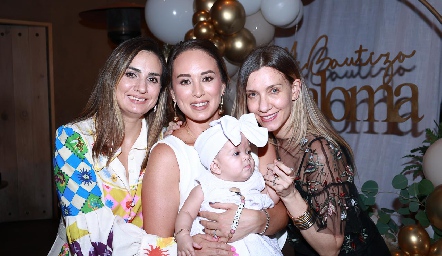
xmin=258 ymin=208 xmax=270 ymax=235
xmin=287 ymin=207 xmax=315 ymax=230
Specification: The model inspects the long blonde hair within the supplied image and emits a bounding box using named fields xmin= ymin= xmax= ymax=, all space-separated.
xmin=233 ymin=45 xmax=355 ymax=161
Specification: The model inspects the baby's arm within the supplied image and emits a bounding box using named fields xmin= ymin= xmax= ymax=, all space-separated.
xmin=262 ymin=185 xmax=280 ymax=205
xmin=175 ymin=185 xmax=205 ymax=256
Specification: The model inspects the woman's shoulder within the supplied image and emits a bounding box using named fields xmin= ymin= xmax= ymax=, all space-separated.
xmin=304 ymin=134 xmax=340 ymax=153
xmin=150 ymin=135 xmax=191 ymax=161
xmin=57 ymin=118 xmax=95 ymax=138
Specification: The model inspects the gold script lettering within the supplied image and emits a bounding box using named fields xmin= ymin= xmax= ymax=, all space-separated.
xmin=289 ymin=35 xmax=423 ymax=127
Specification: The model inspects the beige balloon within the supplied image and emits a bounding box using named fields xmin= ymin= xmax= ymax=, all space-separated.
xmin=223 ymin=28 xmax=256 ymax=65
xmin=194 ymin=0 xmax=217 ymax=12
xmin=210 ymin=0 xmax=246 ymax=35
xmin=194 ymin=21 xmax=215 ymax=40
xmin=426 ymin=184 xmax=442 ymax=230
xmin=398 ymin=224 xmax=430 ymax=256
xmin=429 ymin=238 xmax=442 ymax=256
xmin=423 ymin=138 xmax=442 ymax=187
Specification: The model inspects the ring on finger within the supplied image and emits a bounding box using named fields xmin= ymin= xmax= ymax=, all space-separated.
xmin=272 ymin=175 xmax=277 ymax=186
xmin=213 ymin=229 xmax=218 ymax=239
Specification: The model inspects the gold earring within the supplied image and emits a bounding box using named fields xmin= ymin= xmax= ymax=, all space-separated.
xmin=218 ymin=96 xmax=224 ymax=116
xmin=173 ymin=101 xmax=180 ymax=122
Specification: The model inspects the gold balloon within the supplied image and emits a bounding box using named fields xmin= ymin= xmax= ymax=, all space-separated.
xmin=426 ymin=185 xmax=442 ymax=230
xmin=192 ymin=10 xmax=211 ymax=25
xmin=210 ymin=0 xmax=246 ymax=35
xmin=194 ymin=0 xmax=216 ymax=12
xmin=223 ymin=28 xmax=256 ymax=65
xmin=184 ymin=29 xmax=197 ymax=41
xmin=429 ymin=239 xmax=442 ymax=256
xmin=193 ymin=21 xmax=215 ymax=40
xmin=390 ymin=250 xmax=407 ymax=256
xmin=209 ymin=34 xmax=226 ymax=56
xmin=398 ymin=224 xmax=430 ymax=256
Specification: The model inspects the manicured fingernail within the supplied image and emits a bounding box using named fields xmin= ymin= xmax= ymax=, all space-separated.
xmin=231 ymin=246 xmax=236 ymax=252
xmin=233 ymin=253 xmax=239 ymax=256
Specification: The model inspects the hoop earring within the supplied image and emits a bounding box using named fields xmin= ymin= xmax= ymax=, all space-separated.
xmin=173 ymin=101 xmax=180 ymax=122
xmin=218 ymin=96 xmax=224 ymax=116
xmin=153 ymin=105 xmax=157 ymax=113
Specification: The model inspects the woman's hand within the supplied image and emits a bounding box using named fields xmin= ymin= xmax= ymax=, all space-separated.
xmin=199 ymin=203 xmax=263 ymax=242
xmin=191 ymin=234 xmax=235 ymax=256
xmin=265 ymin=159 xmax=298 ymax=199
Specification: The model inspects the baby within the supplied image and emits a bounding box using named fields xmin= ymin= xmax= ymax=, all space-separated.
xmin=174 ymin=113 xmax=282 ymax=256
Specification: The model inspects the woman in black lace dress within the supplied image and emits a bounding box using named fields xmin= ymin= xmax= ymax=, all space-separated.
xmin=233 ymin=45 xmax=390 ymax=256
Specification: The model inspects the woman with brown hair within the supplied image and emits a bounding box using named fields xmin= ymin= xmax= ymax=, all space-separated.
xmin=49 ymin=37 xmax=176 ymax=255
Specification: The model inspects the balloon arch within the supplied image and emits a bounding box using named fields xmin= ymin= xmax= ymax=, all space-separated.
xmin=145 ymin=0 xmax=303 ymax=77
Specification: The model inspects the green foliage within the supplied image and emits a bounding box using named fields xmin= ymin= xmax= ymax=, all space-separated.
xmin=360 ymin=121 xmax=442 ymax=241
xmin=401 ymin=121 xmax=442 ymax=178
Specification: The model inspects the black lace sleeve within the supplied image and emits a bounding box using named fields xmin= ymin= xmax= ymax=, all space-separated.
xmin=295 ymin=137 xmax=361 ymax=236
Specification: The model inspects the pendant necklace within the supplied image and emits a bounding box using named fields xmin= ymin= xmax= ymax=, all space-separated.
xmin=184 ymin=123 xmax=197 ymax=143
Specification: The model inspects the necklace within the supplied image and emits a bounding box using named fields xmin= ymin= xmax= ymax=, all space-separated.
xmin=184 ymin=124 xmax=197 ymax=141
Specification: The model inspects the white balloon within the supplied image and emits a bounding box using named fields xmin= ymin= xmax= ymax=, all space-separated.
xmin=261 ymin=0 xmax=301 ymax=27
xmin=224 ymin=57 xmax=239 ymax=78
xmin=238 ymin=0 xmax=262 ymax=16
xmin=145 ymin=0 xmax=193 ymax=45
xmin=244 ymin=11 xmax=275 ymax=46
xmin=281 ymin=2 xmax=303 ymax=28
xmin=423 ymin=138 xmax=442 ymax=186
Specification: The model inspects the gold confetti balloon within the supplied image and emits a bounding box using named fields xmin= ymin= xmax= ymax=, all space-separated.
xmin=192 ymin=10 xmax=211 ymax=25
xmin=390 ymin=250 xmax=407 ymax=256
xmin=429 ymin=239 xmax=442 ymax=256
xmin=209 ymin=34 xmax=226 ymax=57
xmin=398 ymin=224 xmax=430 ymax=256
xmin=210 ymin=0 xmax=246 ymax=35
xmin=194 ymin=0 xmax=216 ymax=12
xmin=426 ymin=185 xmax=442 ymax=230
xmin=193 ymin=21 xmax=215 ymax=40
xmin=223 ymin=28 xmax=256 ymax=65
xmin=184 ymin=29 xmax=197 ymax=41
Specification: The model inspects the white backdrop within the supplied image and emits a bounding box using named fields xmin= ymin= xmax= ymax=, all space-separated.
xmin=274 ymin=0 xmax=442 ymax=210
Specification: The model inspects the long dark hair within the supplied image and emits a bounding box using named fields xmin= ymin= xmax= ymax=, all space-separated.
xmin=76 ymin=36 xmax=168 ymax=168
xmin=164 ymin=39 xmax=229 ymax=122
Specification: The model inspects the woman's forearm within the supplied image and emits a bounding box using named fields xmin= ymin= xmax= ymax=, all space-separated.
xmin=283 ymin=194 xmax=343 ymax=256
xmin=263 ymin=200 xmax=288 ymax=235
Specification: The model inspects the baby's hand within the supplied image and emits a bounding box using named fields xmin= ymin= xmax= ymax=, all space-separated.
xmin=177 ymin=234 xmax=200 ymax=256
xmin=164 ymin=120 xmax=182 ymax=137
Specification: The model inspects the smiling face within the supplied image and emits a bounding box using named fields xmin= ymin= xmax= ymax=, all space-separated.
xmin=245 ymin=67 xmax=301 ymax=139
xmin=211 ymin=134 xmax=255 ymax=182
xmin=170 ymin=49 xmax=225 ymax=123
xmin=115 ymin=50 xmax=162 ymax=121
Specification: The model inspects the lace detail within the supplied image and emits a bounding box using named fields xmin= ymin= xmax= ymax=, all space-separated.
xmin=276 ymin=134 xmax=387 ymax=255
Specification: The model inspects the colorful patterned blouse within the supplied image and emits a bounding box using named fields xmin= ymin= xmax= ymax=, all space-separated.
xmin=48 ymin=118 xmax=176 ymax=256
